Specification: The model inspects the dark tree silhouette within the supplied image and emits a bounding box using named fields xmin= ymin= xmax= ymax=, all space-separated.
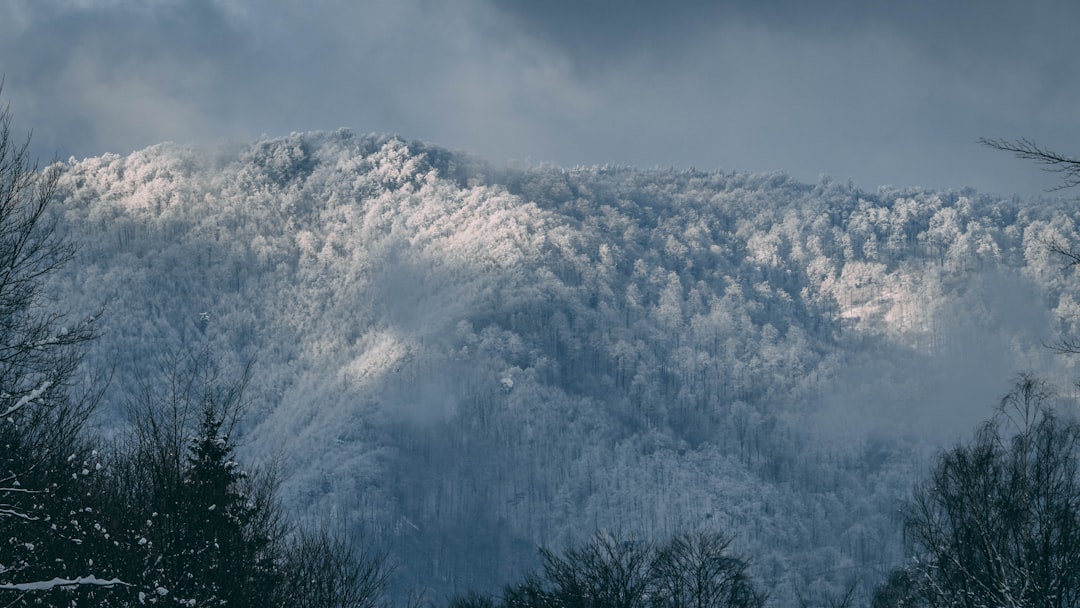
xmin=980 ymin=138 xmax=1080 ymax=191
xmin=982 ymin=137 xmax=1080 ymax=352
xmin=493 ymin=530 xmax=764 ymax=608
xmin=0 ymin=86 xmax=113 ymax=602
xmin=538 ymin=531 xmax=654 ymax=608
xmin=878 ymin=376 xmax=1080 ymax=608
xmin=279 ymin=525 xmax=393 ymax=608
xmin=651 ymin=531 xmax=766 ymax=608
xmin=113 ymin=350 xmax=285 ymax=607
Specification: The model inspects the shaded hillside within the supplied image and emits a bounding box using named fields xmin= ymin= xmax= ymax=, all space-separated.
xmin=48 ymin=131 xmax=1080 ymax=603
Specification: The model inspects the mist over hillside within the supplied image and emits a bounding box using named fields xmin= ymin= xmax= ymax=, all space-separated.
xmin=46 ymin=131 xmax=1080 ymax=603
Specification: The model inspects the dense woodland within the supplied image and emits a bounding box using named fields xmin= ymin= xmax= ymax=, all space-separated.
xmin=0 ymin=102 xmax=392 ymax=607
xmin=5 ymin=117 xmax=1080 ymax=606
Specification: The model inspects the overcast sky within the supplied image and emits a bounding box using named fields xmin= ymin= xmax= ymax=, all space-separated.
xmin=1 ymin=0 xmax=1077 ymax=196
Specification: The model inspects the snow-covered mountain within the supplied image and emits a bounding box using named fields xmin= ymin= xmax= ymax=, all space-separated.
xmin=48 ymin=131 xmax=1080 ymax=603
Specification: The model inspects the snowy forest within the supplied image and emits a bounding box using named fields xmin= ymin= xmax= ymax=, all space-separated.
xmin=6 ymin=105 xmax=1080 ymax=607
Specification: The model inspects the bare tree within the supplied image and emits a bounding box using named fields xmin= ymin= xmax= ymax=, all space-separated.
xmin=650 ymin=531 xmax=766 ymax=608
xmin=539 ymin=531 xmax=654 ymax=608
xmin=448 ymin=590 xmax=498 ymax=608
xmin=279 ymin=525 xmax=393 ymax=608
xmin=0 ymin=87 xmax=99 ymax=478
xmin=0 ymin=86 xmax=113 ymax=600
xmin=886 ymin=375 xmax=1080 ymax=608
xmin=870 ymin=568 xmax=924 ymax=608
xmin=499 ymin=530 xmax=764 ymax=608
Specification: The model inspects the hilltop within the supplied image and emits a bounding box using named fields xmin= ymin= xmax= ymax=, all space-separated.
xmin=48 ymin=131 xmax=1080 ymax=603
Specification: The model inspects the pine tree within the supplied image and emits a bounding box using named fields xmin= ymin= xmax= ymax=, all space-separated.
xmin=175 ymin=401 xmax=279 ymax=607
xmin=117 ymin=351 xmax=283 ymax=607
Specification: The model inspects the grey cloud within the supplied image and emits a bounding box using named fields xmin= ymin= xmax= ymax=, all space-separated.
xmin=2 ymin=1 xmax=579 ymax=158
xmin=491 ymin=0 xmax=1080 ymax=194
xmin=494 ymin=0 xmax=1080 ymax=73
xmin=2 ymin=0 xmax=257 ymax=156
xmin=1 ymin=0 xmax=1078 ymax=196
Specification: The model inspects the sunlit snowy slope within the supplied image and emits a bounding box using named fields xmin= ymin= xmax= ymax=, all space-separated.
xmin=48 ymin=131 xmax=1080 ymax=603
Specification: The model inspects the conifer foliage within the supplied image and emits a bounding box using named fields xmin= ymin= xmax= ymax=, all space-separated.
xmin=112 ymin=352 xmax=285 ymax=607
xmin=181 ymin=402 xmax=273 ymax=606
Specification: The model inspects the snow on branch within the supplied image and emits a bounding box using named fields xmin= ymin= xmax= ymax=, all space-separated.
xmin=0 ymin=507 xmax=38 ymax=521
xmin=0 ymin=576 xmax=130 ymax=591
xmin=0 ymin=381 xmax=51 ymax=419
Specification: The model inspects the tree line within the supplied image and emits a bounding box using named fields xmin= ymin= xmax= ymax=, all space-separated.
xmin=449 ymin=530 xmax=766 ymax=608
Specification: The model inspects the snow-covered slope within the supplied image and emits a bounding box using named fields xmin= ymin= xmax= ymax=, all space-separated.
xmin=49 ymin=131 xmax=1080 ymax=603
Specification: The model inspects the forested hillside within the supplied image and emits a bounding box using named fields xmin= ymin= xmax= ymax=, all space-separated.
xmin=46 ymin=131 xmax=1080 ymax=603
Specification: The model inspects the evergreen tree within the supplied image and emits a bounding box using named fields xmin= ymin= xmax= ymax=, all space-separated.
xmin=179 ymin=403 xmax=248 ymax=605
xmin=115 ymin=351 xmax=284 ymax=607
xmin=176 ymin=401 xmax=280 ymax=607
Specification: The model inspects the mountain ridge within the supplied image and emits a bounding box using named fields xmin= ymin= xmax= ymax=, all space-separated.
xmin=46 ymin=130 xmax=1080 ymax=603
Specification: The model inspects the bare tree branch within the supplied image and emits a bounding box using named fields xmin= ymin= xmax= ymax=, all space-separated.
xmin=979 ymin=137 xmax=1080 ymax=191
xmin=0 ymin=83 xmax=109 ymax=599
